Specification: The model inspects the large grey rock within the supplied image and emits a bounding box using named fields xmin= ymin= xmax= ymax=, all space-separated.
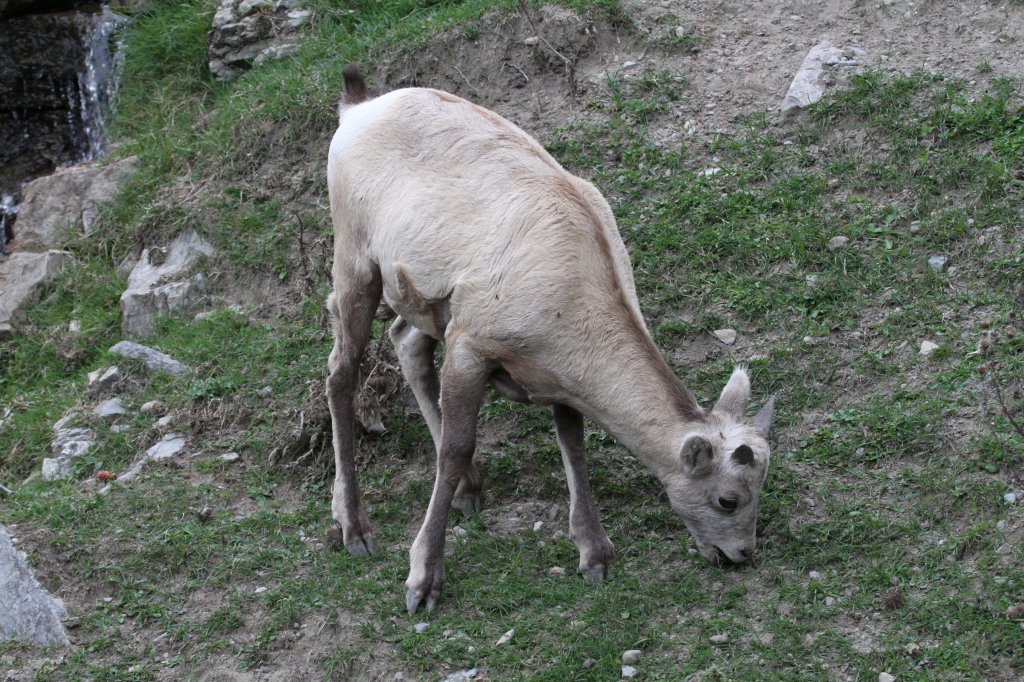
xmin=12 ymin=156 xmax=139 ymax=252
xmin=87 ymin=365 xmax=122 ymax=396
xmin=208 ymin=0 xmax=311 ymax=81
xmin=0 ymin=250 xmax=72 ymax=340
xmin=120 ymin=229 xmax=213 ymax=338
xmin=94 ymin=397 xmax=127 ymax=422
xmin=43 ymin=415 xmax=96 ymax=481
xmin=0 ymin=525 xmax=70 ymax=647
xmin=781 ymin=41 xmax=865 ymax=115
xmin=108 ymin=340 xmax=191 ymax=377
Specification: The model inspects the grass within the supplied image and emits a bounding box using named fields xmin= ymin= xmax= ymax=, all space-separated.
xmin=2 ymin=1 xmax=1024 ymax=680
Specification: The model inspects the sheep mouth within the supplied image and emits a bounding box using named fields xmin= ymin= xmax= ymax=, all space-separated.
xmin=713 ymin=546 xmax=738 ymax=566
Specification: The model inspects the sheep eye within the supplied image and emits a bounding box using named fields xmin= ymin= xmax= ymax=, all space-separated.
xmin=718 ymin=497 xmax=738 ymax=512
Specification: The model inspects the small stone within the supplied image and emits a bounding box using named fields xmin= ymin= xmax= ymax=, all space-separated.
xmin=905 ymin=642 xmax=921 ymax=655
xmin=414 ymin=622 xmax=429 ymax=634
xmin=622 ymin=649 xmax=642 ymax=664
xmin=710 ymin=633 xmax=729 ymax=644
xmin=145 ymin=433 xmax=186 ymax=461
xmin=197 ymin=506 xmax=213 ymax=523
xmin=919 ymin=340 xmax=939 ymax=356
xmin=68 ymin=320 xmax=81 ymax=333
xmin=583 ymin=658 xmax=595 ymax=669
xmin=140 ymin=400 xmax=165 ymax=415
xmin=109 ymin=341 xmax=190 ymax=377
xmin=156 ymin=415 xmax=174 ymax=429
xmin=711 ymin=582 xmax=724 ymax=591
xmin=1004 ymin=492 xmax=1017 ymax=504
xmin=1005 ymin=603 xmax=1024 ymax=620
xmin=621 ymin=665 xmax=637 ymax=678
xmin=713 ymin=328 xmax=737 ymax=345
xmin=808 ymin=570 xmax=822 ymax=580
xmin=997 ymin=520 xmax=1006 ymax=531
xmin=524 ymin=36 xmax=540 ymax=46
xmin=622 ymin=60 xmax=638 ymax=69
xmin=549 ymin=566 xmax=566 ymax=576
xmin=928 ymin=255 xmax=948 ymax=271
xmin=258 ymin=385 xmax=273 ymax=397
xmin=495 ymin=628 xmax=514 ymax=645
xmin=453 ymin=526 xmax=469 ymax=540
xmin=995 ymin=543 xmax=1012 ymax=555
xmin=533 ymin=521 xmax=544 ymax=532
xmin=701 ymin=167 xmax=722 ymax=177
xmin=87 ymin=365 xmax=122 ymax=396
xmin=220 ymin=452 xmax=240 ymax=463
xmin=825 ymin=596 xmax=835 ymax=606
xmin=254 ymin=586 xmax=267 ymax=594
xmin=94 ymin=397 xmax=127 ymax=422
xmin=675 ymin=25 xmax=687 ymax=38
xmin=826 ymin=236 xmax=849 ymax=251
xmin=440 ymin=670 xmax=478 ymax=682
xmin=878 ymin=673 xmax=895 ymax=682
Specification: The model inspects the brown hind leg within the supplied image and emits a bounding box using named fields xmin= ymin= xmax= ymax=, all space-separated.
xmin=326 ymin=263 xmax=382 ymax=556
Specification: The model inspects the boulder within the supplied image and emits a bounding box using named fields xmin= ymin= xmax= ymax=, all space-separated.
xmin=0 ymin=250 xmax=71 ymax=340
xmin=208 ymin=0 xmax=311 ymax=81
xmin=0 ymin=525 xmax=70 ymax=647
xmin=120 ymin=229 xmax=213 ymax=338
xmin=11 ymin=156 xmax=139 ymax=252
xmin=781 ymin=41 xmax=865 ymax=115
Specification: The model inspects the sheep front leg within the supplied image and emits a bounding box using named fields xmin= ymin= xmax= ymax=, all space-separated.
xmin=553 ymin=404 xmax=615 ymax=583
xmin=390 ymin=316 xmax=483 ymax=516
xmin=405 ymin=339 xmax=487 ymax=614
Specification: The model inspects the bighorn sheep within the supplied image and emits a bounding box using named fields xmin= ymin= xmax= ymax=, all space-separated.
xmin=326 ymin=65 xmax=775 ymax=615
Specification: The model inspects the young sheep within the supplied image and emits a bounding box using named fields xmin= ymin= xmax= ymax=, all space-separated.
xmin=325 ymin=65 xmax=775 ymax=615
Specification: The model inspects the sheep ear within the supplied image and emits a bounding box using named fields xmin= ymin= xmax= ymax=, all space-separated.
xmin=713 ymin=367 xmax=751 ymax=418
xmin=680 ymin=434 xmax=714 ymax=476
xmin=752 ymin=395 xmax=776 ymax=438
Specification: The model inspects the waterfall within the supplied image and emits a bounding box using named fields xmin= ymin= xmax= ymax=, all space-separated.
xmin=0 ymin=5 xmax=125 ymax=251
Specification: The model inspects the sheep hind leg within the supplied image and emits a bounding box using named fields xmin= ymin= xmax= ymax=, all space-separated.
xmin=390 ymin=317 xmax=482 ymax=516
xmin=326 ymin=264 xmax=383 ymax=556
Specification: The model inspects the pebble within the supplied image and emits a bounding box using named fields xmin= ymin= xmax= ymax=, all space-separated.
xmin=156 ymin=415 xmax=174 ymax=428
xmin=220 ymin=452 xmax=240 ymax=463
xmin=140 ymin=400 xmax=165 ymax=415
xmin=440 ymin=669 xmax=478 ymax=682
xmin=711 ymin=582 xmax=724 ymax=592
xmin=549 ymin=566 xmax=566 ymax=576
xmin=495 ymin=628 xmax=514 ymax=645
xmin=709 ymin=633 xmax=729 ymax=644
xmin=919 ymin=340 xmax=939 ymax=356
xmin=622 ymin=649 xmax=642 ymax=664
xmin=826 ymin=236 xmax=849 ymax=251
xmin=524 ymin=36 xmax=539 ymax=46
xmin=254 ymin=586 xmax=267 ymax=594
xmin=878 ymin=673 xmax=895 ymax=682
xmin=1005 ymin=492 xmax=1018 ymax=504
xmin=621 ymin=665 xmax=638 ymax=678
xmin=701 ymin=167 xmax=722 ymax=177
xmin=997 ymin=520 xmax=1006 ymax=531
xmin=809 ymin=570 xmax=822 ymax=580
xmin=414 ymin=622 xmax=429 ymax=634
xmin=928 ymin=255 xmax=948 ymax=271
xmin=533 ymin=521 xmax=544 ymax=532
xmin=258 ymin=386 xmax=273 ymax=397
xmin=995 ymin=543 xmax=1012 ymax=555
xmin=825 ymin=596 xmax=835 ymax=606
xmin=713 ymin=328 xmax=737 ymax=345
xmin=622 ymin=60 xmax=638 ymax=69
xmin=453 ymin=525 xmax=469 ymax=540
xmin=583 ymin=658 xmax=595 ymax=669
xmin=906 ymin=642 xmax=921 ymax=655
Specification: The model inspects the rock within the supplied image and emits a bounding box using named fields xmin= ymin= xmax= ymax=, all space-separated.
xmin=440 ymin=670 xmax=478 ymax=682
xmin=825 ymin=596 xmax=835 ymax=606
xmin=583 ymin=658 xmax=596 ymax=669
xmin=1004 ymin=492 xmax=1017 ymax=504
xmin=0 ymin=525 xmax=70 ymax=647
xmin=258 ymin=385 xmax=273 ymax=397
xmin=414 ymin=622 xmax=429 ymax=634
xmin=44 ymin=418 xmax=95 ymax=480
xmin=878 ymin=673 xmax=895 ymax=682
xmin=495 ymin=628 xmax=514 ymax=645
xmin=781 ymin=41 xmax=864 ymax=115
xmin=140 ymin=400 xmax=165 ymax=415
xmin=995 ymin=543 xmax=1012 ymax=555
xmin=110 ymin=433 xmax=187 ymax=488
xmin=208 ymin=0 xmax=312 ymax=81
xmin=927 ymin=255 xmax=948 ymax=271
xmin=156 ymin=414 xmax=174 ymax=429
xmin=905 ymin=642 xmax=921 ymax=655
xmin=701 ymin=167 xmax=722 ymax=177
xmin=524 ymin=36 xmax=540 ymax=45
xmin=109 ymin=341 xmax=191 ymax=377
xmin=93 ymin=397 xmax=127 ymax=422
xmin=826 ymin=236 xmax=849 ymax=251
xmin=120 ymin=230 xmax=214 ymax=338
xmin=1005 ymin=603 xmax=1024 ymax=620
xmin=621 ymin=665 xmax=637 ymax=678
xmin=12 ymin=157 xmax=139 ymax=250
xmin=219 ymin=452 xmax=240 ymax=463
xmin=808 ymin=570 xmax=822 ymax=580
xmin=87 ymin=365 xmax=121 ymax=396
xmin=0 ymin=250 xmax=72 ymax=339
xmin=919 ymin=340 xmax=939 ymax=356
xmin=713 ymin=328 xmax=737 ymax=345
xmin=622 ymin=649 xmax=642 ymax=664
xmin=549 ymin=566 xmax=566 ymax=576
xmin=453 ymin=525 xmax=469 ymax=540
xmin=533 ymin=521 xmax=544 ymax=532
xmin=709 ymin=633 xmax=729 ymax=644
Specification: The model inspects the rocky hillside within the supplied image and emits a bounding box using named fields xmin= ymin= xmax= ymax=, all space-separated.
xmin=1 ymin=1 xmax=1022 ymax=680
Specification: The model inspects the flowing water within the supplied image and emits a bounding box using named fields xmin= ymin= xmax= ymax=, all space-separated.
xmin=0 ymin=5 xmax=125 ymax=251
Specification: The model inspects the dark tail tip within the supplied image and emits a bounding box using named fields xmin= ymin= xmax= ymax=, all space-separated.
xmin=342 ymin=63 xmax=368 ymax=105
